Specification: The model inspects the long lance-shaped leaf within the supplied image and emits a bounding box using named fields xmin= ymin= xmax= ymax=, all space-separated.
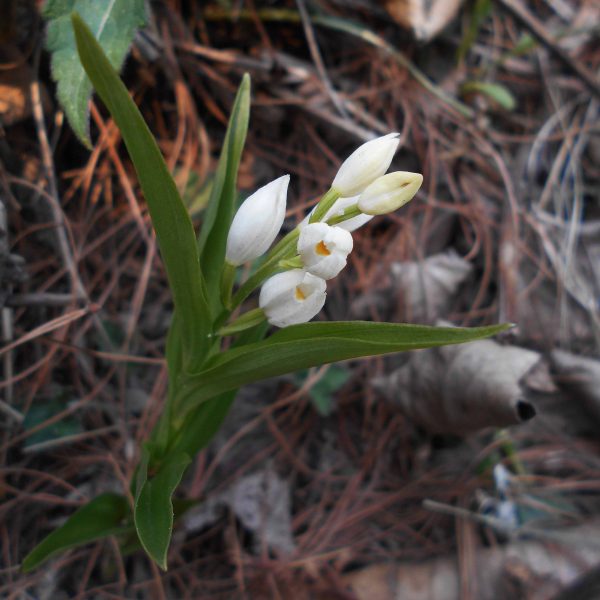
xmin=72 ymin=14 xmax=211 ymax=365
xmin=197 ymin=75 xmax=250 ymax=314
xmin=134 ymin=450 xmax=191 ymax=570
xmin=22 ymin=493 xmax=130 ymax=572
xmin=180 ymin=322 xmax=511 ymax=410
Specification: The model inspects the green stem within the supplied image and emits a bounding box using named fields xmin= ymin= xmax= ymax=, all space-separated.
xmin=218 ymin=307 xmax=266 ymax=336
xmin=230 ymin=228 xmax=301 ymax=310
xmin=309 ymin=187 xmax=341 ymax=223
xmin=279 ymin=255 xmax=303 ymax=269
xmin=326 ymin=205 xmax=362 ymax=226
xmin=220 ymin=261 xmax=236 ymax=309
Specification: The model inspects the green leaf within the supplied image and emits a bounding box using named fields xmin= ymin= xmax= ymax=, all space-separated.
xmin=72 ymin=14 xmax=211 ymax=367
xmin=44 ymin=0 xmax=146 ymax=146
xmin=197 ymin=75 xmax=250 ymax=314
xmin=23 ymin=396 xmax=82 ymax=447
xmin=461 ymin=81 xmax=517 ymax=111
xmin=181 ymin=322 xmax=512 ymax=411
xmin=169 ymin=390 xmax=238 ymax=459
xmin=457 ymin=0 xmax=492 ymax=62
xmin=134 ymin=451 xmax=191 ymax=570
xmin=166 ymin=317 xmax=268 ymax=460
xmin=295 ymin=365 xmax=350 ymax=416
xmin=22 ymin=493 xmax=130 ymax=572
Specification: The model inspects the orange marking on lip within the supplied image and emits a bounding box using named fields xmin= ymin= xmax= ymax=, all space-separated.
xmin=295 ymin=286 xmax=306 ymax=300
xmin=315 ymin=241 xmax=331 ymax=256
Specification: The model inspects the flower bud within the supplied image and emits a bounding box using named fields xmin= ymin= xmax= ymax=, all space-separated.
xmin=332 ymin=133 xmax=400 ymax=196
xmin=225 ymin=175 xmax=290 ymax=266
xmin=297 ymin=223 xmax=353 ymax=280
xmin=358 ymin=171 xmax=423 ymax=215
xmin=259 ymin=269 xmax=326 ymax=328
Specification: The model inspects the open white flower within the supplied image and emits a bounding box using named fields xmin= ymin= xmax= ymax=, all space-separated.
xmin=332 ymin=133 xmax=400 ymax=197
xmin=259 ymin=269 xmax=326 ymax=328
xmin=358 ymin=171 xmax=423 ymax=215
xmin=298 ymin=223 xmax=353 ymax=280
xmin=225 ymin=175 xmax=290 ymax=266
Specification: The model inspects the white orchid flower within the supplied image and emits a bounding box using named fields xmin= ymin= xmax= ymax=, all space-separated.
xmin=297 ymin=223 xmax=353 ymax=280
xmin=358 ymin=171 xmax=423 ymax=215
xmin=259 ymin=269 xmax=326 ymax=328
xmin=225 ymin=175 xmax=290 ymax=266
xmin=332 ymin=133 xmax=400 ymax=196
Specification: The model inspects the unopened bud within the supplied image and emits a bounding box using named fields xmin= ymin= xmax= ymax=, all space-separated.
xmin=332 ymin=133 xmax=400 ymax=196
xmin=358 ymin=171 xmax=422 ymax=215
xmin=226 ymin=175 xmax=290 ymax=265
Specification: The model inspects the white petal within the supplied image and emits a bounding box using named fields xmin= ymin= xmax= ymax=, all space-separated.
xmin=259 ymin=270 xmax=326 ymax=328
xmin=226 ymin=175 xmax=290 ymax=265
xmin=298 ymin=223 xmax=353 ymax=280
xmin=332 ymin=133 xmax=400 ymax=197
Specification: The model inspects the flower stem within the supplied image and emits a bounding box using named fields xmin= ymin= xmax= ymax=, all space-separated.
xmin=218 ymin=307 xmax=266 ymax=336
xmin=309 ymin=187 xmax=341 ymax=223
xmin=230 ymin=228 xmax=300 ymax=310
xmin=326 ymin=205 xmax=362 ymax=226
xmin=220 ymin=261 xmax=236 ymax=309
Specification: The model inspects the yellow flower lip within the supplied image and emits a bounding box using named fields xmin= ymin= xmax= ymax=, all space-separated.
xmin=315 ymin=241 xmax=331 ymax=256
xmin=295 ymin=286 xmax=306 ymax=301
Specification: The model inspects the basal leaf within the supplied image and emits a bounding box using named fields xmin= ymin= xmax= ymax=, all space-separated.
xmin=72 ymin=14 xmax=211 ymax=367
xmin=22 ymin=493 xmax=130 ymax=572
xmin=134 ymin=451 xmax=191 ymax=570
xmin=197 ymin=75 xmax=250 ymax=314
xmin=44 ymin=0 xmax=146 ymax=145
xmin=181 ymin=322 xmax=511 ymax=410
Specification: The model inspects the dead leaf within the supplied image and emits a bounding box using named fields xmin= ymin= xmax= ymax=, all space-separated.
xmin=0 ymin=45 xmax=50 ymax=126
xmin=550 ymin=350 xmax=600 ymax=425
xmin=351 ymin=250 xmax=473 ymax=323
xmin=373 ymin=336 xmax=541 ymax=434
xmin=382 ymin=0 xmax=466 ymax=41
xmin=343 ymin=520 xmax=600 ymax=600
xmin=184 ymin=467 xmax=295 ymax=557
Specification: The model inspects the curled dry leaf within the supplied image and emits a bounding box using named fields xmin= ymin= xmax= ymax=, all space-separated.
xmin=382 ymin=0 xmax=466 ymax=41
xmin=351 ymin=250 xmax=473 ymax=322
xmin=373 ymin=336 xmax=541 ymax=434
xmin=550 ymin=350 xmax=600 ymax=425
xmin=343 ymin=520 xmax=600 ymax=600
xmin=184 ymin=467 xmax=295 ymax=556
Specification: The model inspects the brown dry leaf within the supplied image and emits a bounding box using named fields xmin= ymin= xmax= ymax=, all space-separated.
xmin=343 ymin=520 xmax=600 ymax=600
xmin=550 ymin=350 xmax=600 ymax=425
xmin=373 ymin=337 xmax=541 ymax=434
xmin=183 ymin=467 xmax=295 ymax=556
xmin=351 ymin=250 xmax=473 ymax=322
xmin=0 ymin=45 xmax=49 ymax=126
xmin=382 ymin=0 xmax=466 ymax=41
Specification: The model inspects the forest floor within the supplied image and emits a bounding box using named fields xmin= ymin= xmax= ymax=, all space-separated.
xmin=1 ymin=1 xmax=600 ymax=598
